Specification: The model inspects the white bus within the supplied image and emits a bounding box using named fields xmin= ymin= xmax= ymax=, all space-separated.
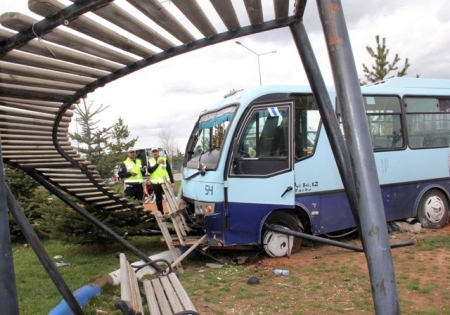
xmin=181 ymin=77 xmax=450 ymax=257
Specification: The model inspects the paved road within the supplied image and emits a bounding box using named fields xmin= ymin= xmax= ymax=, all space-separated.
xmin=174 ymin=173 xmax=182 ymax=181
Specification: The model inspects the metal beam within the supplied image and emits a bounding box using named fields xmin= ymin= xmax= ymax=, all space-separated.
xmin=0 ymin=137 xmax=19 ymax=315
xmin=316 ymin=0 xmax=401 ymax=313
xmin=27 ymin=172 xmax=164 ymax=273
xmin=5 ymin=185 xmax=84 ymax=315
xmin=289 ymin=20 xmax=362 ymax=232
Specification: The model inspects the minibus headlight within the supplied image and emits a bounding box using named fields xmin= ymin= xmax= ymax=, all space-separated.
xmin=194 ymin=201 xmax=215 ymax=215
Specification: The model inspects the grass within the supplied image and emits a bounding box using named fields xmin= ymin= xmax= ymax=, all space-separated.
xmin=9 ymin=226 xmax=450 ymax=315
xmin=13 ymin=236 xmax=166 ymax=315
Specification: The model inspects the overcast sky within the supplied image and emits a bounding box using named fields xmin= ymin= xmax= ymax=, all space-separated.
xmin=1 ymin=0 xmax=449 ymax=152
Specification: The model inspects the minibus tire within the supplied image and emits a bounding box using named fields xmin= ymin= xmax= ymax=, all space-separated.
xmin=417 ymin=189 xmax=449 ymax=229
xmin=264 ymin=212 xmax=303 ymax=254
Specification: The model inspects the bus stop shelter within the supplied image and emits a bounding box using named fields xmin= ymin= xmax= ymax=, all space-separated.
xmin=0 ymin=1 xmax=399 ymax=314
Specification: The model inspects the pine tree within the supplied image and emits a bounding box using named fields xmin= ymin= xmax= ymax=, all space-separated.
xmin=63 ymin=101 xmax=154 ymax=245
xmin=4 ymin=165 xmax=37 ymax=200
xmin=109 ymin=117 xmax=137 ymax=156
xmin=69 ymin=98 xmax=112 ymax=161
xmin=361 ymin=35 xmax=411 ymax=85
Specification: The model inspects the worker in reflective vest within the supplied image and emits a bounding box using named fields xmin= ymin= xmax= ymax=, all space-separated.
xmin=118 ymin=147 xmax=146 ymax=201
xmin=147 ymin=147 xmax=174 ymax=214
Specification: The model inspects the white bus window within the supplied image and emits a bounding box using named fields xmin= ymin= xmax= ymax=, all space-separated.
xmin=185 ymin=105 xmax=237 ymax=169
xmin=294 ymin=94 xmax=320 ymax=159
xmin=233 ymin=104 xmax=291 ymax=177
xmin=238 ymin=107 xmax=289 ymax=158
xmin=338 ymin=95 xmax=404 ymax=150
xmin=405 ymin=97 xmax=450 ymax=148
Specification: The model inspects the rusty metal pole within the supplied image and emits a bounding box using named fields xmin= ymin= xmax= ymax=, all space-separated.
xmin=0 ymin=137 xmax=19 ymax=315
xmin=316 ymin=0 xmax=401 ymax=313
xmin=5 ymin=186 xmax=85 ymax=315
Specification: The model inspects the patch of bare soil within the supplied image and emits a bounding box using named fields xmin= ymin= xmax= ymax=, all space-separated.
xmin=193 ymin=225 xmax=450 ymax=315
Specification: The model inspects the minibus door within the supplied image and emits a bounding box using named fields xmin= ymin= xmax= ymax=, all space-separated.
xmin=225 ymin=102 xmax=295 ymax=244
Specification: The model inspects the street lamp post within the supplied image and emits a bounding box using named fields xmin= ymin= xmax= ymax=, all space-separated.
xmin=236 ymin=41 xmax=276 ymax=86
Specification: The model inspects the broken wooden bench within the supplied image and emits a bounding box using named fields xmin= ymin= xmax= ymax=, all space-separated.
xmin=114 ymin=253 xmax=199 ymax=315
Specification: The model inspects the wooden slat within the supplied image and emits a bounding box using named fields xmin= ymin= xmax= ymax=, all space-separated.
xmin=274 ymin=0 xmax=290 ymax=20
xmin=1 ymin=145 xmax=72 ymax=150
xmin=90 ymin=2 xmax=175 ymax=50
xmin=1 ymin=140 xmax=71 ymax=146
xmin=84 ymin=196 xmax=111 ymax=201
xmin=0 ymin=95 xmax=65 ymax=107
xmin=151 ymin=278 xmax=172 ymax=315
xmin=168 ymin=273 xmax=197 ymax=311
xmin=30 ymin=0 xmax=155 ymax=59
xmin=210 ymin=0 xmax=241 ymax=31
xmin=160 ymin=275 xmax=183 ymax=313
xmin=0 ymin=112 xmax=71 ymax=125
xmin=1 ymin=12 xmax=137 ymax=65
xmin=0 ymin=73 xmax=83 ymax=90
xmin=0 ymin=121 xmax=52 ymax=131
xmin=48 ymin=178 xmax=91 ymax=182
xmin=58 ymin=183 xmax=97 ymax=187
xmin=93 ymin=200 xmax=121 ymax=205
xmin=127 ymin=0 xmax=196 ymax=44
xmin=143 ymin=279 xmax=161 ymax=315
xmin=154 ymin=212 xmax=183 ymax=273
xmin=0 ymin=83 xmax=74 ymax=100
xmin=127 ymin=260 xmax=144 ymax=314
xmin=0 ymin=134 xmax=68 ymax=141
xmin=244 ymin=0 xmax=263 ymax=25
xmin=36 ymin=168 xmax=91 ymax=173
xmin=162 ymin=182 xmax=186 ymax=243
xmin=66 ymin=187 xmax=102 ymax=192
xmin=42 ymin=173 xmax=94 ymax=178
xmin=0 ymin=102 xmax=71 ymax=115
xmin=0 ymin=61 xmax=95 ymax=85
xmin=172 ymin=0 xmax=217 ymax=38
xmin=2 ymin=49 xmax=108 ymax=78
xmin=8 ymin=157 xmax=84 ymax=163
xmin=2 ymin=150 xmax=76 ymax=155
xmin=119 ymin=254 xmax=131 ymax=302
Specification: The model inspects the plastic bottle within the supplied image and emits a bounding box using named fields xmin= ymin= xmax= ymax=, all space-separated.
xmin=272 ymin=269 xmax=290 ymax=276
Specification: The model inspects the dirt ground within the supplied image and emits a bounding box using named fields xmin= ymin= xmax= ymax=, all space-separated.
xmin=141 ymin=201 xmax=450 ymax=314
xmin=142 ymin=200 xmax=168 ymax=213
xmin=188 ymin=224 xmax=450 ymax=315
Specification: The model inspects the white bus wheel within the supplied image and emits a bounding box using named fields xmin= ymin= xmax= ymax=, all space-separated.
xmin=417 ymin=190 xmax=449 ymax=229
xmin=263 ymin=212 xmax=303 ymax=257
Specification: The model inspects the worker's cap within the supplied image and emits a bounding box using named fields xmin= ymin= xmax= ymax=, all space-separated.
xmin=127 ymin=147 xmax=136 ymax=152
xmin=151 ymin=147 xmax=159 ymax=152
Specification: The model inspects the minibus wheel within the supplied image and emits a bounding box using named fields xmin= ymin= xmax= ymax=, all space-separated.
xmin=263 ymin=212 xmax=303 ymax=257
xmin=417 ymin=189 xmax=449 ymax=229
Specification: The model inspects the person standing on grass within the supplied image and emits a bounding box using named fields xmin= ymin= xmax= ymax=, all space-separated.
xmin=118 ymin=147 xmax=146 ymax=201
xmin=147 ymin=147 xmax=175 ymax=214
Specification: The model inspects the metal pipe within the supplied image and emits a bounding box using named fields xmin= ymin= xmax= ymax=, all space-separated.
xmin=0 ymin=138 xmax=20 ymax=315
xmin=316 ymin=0 xmax=401 ymax=313
xmin=266 ymin=225 xmax=364 ymax=251
xmin=266 ymin=225 xmax=415 ymax=252
xmin=289 ymin=19 xmax=361 ymax=233
xmin=5 ymin=185 xmax=84 ymax=315
xmin=27 ymin=172 xmax=163 ymax=273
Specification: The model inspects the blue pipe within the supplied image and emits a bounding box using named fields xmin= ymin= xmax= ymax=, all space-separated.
xmin=48 ymin=275 xmax=110 ymax=315
xmin=48 ymin=250 xmax=175 ymax=314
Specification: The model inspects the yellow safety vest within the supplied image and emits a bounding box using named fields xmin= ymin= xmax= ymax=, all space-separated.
xmin=123 ymin=157 xmax=143 ymax=184
xmin=149 ymin=157 xmax=169 ymax=184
